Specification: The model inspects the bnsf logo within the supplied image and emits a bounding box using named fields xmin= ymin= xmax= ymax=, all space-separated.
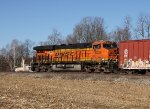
xmin=55 ymin=52 xmax=74 ymax=57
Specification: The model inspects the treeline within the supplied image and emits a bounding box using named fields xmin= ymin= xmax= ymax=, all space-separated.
xmin=0 ymin=39 xmax=34 ymax=71
xmin=0 ymin=14 xmax=150 ymax=71
xmin=41 ymin=14 xmax=150 ymax=45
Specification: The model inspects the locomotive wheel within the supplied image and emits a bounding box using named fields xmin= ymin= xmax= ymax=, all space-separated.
xmin=85 ymin=67 xmax=93 ymax=73
xmin=44 ymin=68 xmax=48 ymax=72
xmin=48 ymin=68 xmax=53 ymax=72
xmin=103 ymin=67 xmax=111 ymax=74
xmin=35 ymin=67 xmax=40 ymax=72
xmin=85 ymin=67 xmax=90 ymax=73
xmin=98 ymin=67 xmax=105 ymax=73
xmin=126 ymin=70 xmax=133 ymax=74
xmin=91 ymin=69 xmax=95 ymax=73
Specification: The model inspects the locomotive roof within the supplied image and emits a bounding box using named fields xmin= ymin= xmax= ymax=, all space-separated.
xmin=33 ymin=42 xmax=92 ymax=51
xmin=120 ymin=39 xmax=150 ymax=43
xmin=54 ymin=43 xmax=92 ymax=49
xmin=33 ymin=45 xmax=54 ymax=51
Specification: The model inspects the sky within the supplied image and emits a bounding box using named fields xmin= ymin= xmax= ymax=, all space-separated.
xmin=0 ymin=0 xmax=150 ymax=47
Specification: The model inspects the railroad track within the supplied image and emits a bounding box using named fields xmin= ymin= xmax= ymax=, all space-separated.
xmin=2 ymin=71 xmax=150 ymax=80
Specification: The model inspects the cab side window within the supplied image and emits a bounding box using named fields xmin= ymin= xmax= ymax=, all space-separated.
xmin=93 ymin=44 xmax=101 ymax=49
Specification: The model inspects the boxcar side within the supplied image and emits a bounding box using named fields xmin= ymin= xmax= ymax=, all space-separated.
xmin=119 ymin=39 xmax=150 ymax=72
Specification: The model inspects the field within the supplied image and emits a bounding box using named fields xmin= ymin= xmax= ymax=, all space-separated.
xmin=0 ymin=72 xmax=150 ymax=109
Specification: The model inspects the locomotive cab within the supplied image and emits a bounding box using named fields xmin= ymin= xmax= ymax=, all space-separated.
xmin=92 ymin=41 xmax=118 ymax=62
xmin=91 ymin=41 xmax=118 ymax=72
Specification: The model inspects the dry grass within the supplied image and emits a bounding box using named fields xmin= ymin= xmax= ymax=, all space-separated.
xmin=0 ymin=72 xmax=150 ymax=109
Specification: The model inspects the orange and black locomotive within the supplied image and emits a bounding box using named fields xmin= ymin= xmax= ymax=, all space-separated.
xmin=31 ymin=40 xmax=118 ymax=72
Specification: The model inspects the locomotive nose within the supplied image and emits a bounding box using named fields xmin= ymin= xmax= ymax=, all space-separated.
xmin=108 ymin=49 xmax=118 ymax=60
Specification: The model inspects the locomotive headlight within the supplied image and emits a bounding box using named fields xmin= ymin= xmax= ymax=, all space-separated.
xmin=102 ymin=58 xmax=105 ymax=62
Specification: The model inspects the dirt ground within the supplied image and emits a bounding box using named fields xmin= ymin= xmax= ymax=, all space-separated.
xmin=0 ymin=72 xmax=150 ymax=109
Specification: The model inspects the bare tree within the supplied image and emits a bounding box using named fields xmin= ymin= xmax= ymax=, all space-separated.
xmin=72 ymin=17 xmax=108 ymax=43
xmin=123 ymin=16 xmax=132 ymax=40
xmin=38 ymin=41 xmax=48 ymax=46
xmin=135 ymin=14 xmax=150 ymax=39
xmin=0 ymin=44 xmax=14 ymax=71
xmin=66 ymin=34 xmax=78 ymax=44
xmin=0 ymin=54 xmax=9 ymax=71
xmin=0 ymin=47 xmax=13 ymax=71
xmin=22 ymin=39 xmax=34 ymax=65
xmin=110 ymin=27 xmax=124 ymax=43
xmin=23 ymin=39 xmax=34 ymax=57
xmin=145 ymin=15 xmax=150 ymax=39
xmin=47 ymin=29 xmax=63 ymax=45
xmin=110 ymin=16 xmax=132 ymax=42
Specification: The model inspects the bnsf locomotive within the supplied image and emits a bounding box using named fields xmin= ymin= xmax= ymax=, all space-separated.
xmin=31 ymin=40 xmax=118 ymax=73
xmin=31 ymin=39 xmax=150 ymax=74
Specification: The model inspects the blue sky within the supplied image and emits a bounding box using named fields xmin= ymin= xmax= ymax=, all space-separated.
xmin=0 ymin=0 xmax=150 ymax=47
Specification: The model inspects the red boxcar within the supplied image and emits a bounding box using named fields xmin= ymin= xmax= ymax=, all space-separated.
xmin=119 ymin=39 xmax=150 ymax=70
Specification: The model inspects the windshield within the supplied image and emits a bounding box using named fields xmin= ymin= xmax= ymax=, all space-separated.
xmin=103 ymin=43 xmax=117 ymax=49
